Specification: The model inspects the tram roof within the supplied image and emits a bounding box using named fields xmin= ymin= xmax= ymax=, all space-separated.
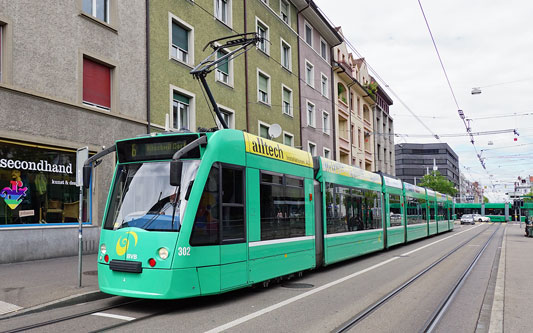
xmin=319 ymin=157 xmax=382 ymax=185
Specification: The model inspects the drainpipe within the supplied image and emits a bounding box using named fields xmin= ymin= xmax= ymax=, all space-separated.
xmin=244 ymin=0 xmax=250 ymax=132
xmin=145 ymin=0 xmax=151 ymax=133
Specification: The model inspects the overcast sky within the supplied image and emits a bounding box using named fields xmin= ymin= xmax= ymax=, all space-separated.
xmin=314 ymin=0 xmax=533 ymax=201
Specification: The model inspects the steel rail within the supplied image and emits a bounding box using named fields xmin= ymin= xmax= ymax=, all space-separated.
xmin=420 ymin=224 xmax=501 ymax=332
xmin=334 ymin=224 xmax=496 ymax=333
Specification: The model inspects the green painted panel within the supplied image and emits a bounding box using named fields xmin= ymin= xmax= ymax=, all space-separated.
xmin=324 ymin=231 xmax=384 ymax=265
xmin=305 ymin=178 xmax=315 ymax=236
xmin=386 ymin=227 xmax=405 ymax=247
xmin=197 ymin=265 xmax=220 ymax=295
xmin=221 ymin=243 xmax=247 ymax=264
xmin=249 ymin=250 xmax=314 ymax=283
xmin=407 ymin=224 xmax=428 ymax=242
xmin=221 ymin=261 xmax=248 ymax=290
xmin=428 ymin=222 xmax=437 ymax=235
xmin=246 ymin=168 xmax=261 ymax=242
xmin=249 ymin=239 xmax=314 ymax=260
xmin=437 ymin=221 xmax=449 ymax=233
xmin=99 ymin=265 xmax=200 ymax=299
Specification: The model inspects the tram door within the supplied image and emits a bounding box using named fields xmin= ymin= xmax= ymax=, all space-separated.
xmin=219 ymin=165 xmax=247 ymax=291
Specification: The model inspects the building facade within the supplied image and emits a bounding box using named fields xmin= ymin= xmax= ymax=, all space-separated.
xmin=0 ymin=0 xmax=148 ymax=263
xmin=297 ymin=1 xmax=342 ymax=158
xmin=332 ymin=30 xmax=376 ymax=170
xmin=373 ymin=80 xmax=394 ymax=175
xmin=395 ymin=143 xmax=459 ymax=188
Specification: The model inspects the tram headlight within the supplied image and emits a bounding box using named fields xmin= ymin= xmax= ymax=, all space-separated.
xmin=100 ymin=243 xmax=107 ymax=255
xmin=158 ymin=247 xmax=169 ymax=260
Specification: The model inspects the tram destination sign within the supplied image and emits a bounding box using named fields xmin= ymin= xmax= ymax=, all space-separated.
xmin=117 ymin=134 xmax=201 ymax=163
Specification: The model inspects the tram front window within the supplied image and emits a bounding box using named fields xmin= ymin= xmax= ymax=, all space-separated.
xmin=103 ymin=160 xmax=200 ymax=231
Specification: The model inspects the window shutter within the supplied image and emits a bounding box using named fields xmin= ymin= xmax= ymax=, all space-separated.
xmin=172 ymin=22 xmax=188 ymax=51
xmin=217 ymin=51 xmax=229 ymax=74
xmin=260 ymin=125 xmax=269 ymax=138
xmin=83 ymin=58 xmax=111 ymax=109
xmin=173 ymin=91 xmax=190 ymax=104
xmin=258 ymin=74 xmax=268 ymax=91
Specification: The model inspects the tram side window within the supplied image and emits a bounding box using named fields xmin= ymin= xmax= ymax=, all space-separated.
xmin=485 ymin=208 xmax=503 ymax=216
xmin=406 ymin=196 xmax=426 ymax=225
xmin=260 ymin=172 xmax=305 ymax=240
xmin=221 ymin=167 xmax=245 ymax=243
xmin=389 ymin=194 xmax=402 ymax=227
xmin=437 ymin=202 xmax=445 ymax=221
xmin=190 ymin=166 xmax=220 ymax=246
xmin=429 ymin=202 xmax=436 ymax=222
xmin=325 ymin=183 xmax=382 ymax=233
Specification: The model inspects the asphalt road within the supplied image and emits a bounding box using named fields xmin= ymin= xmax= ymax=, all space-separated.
xmin=2 ymin=223 xmax=503 ymax=333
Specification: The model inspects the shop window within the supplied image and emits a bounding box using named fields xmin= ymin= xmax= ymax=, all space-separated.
xmin=0 ymin=140 xmax=90 ymax=226
xmin=83 ymin=57 xmax=111 ymax=110
xmin=260 ymin=171 xmax=305 ymax=240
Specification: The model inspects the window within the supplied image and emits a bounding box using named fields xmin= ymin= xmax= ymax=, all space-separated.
xmin=257 ymin=70 xmax=270 ymax=104
xmin=0 ymin=25 xmax=2 ymax=81
xmin=325 ymin=183 xmax=382 ymax=234
xmin=218 ymin=105 xmax=235 ymax=129
xmin=307 ymin=101 xmax=315 ymax=127
xmin=320 ymin=39 xmax=328 ymax=60
xmin=280 ymin=0 xmax=290 ymax=24
xmin=321 ymin=74 xmax=328 ymax=97
xmin=406 ymin=196 xmax=427 ymax=225
xmin=305 ymin=61 xmax=314 ymax=87
xmin=256 ymin=19 xmax=269 ymax=54
xmin=322 ymin=111 xmax=330 ymax=135
xmin=358 ymin=128 xmax=362 ymax=148
xmin=260 ymin=172 xmax=305 ymax=240
xmin=83 ymin=57 xmax=111 ymax=110
xmin=338 ymin=83 xmax=347 ymax=104
xmin=259 ymin=122 xmax=270 ymax=138
xmin=214 ymin=0 xmax=231 ymax=26
xmin=172 ymin=91 xmax=190 ymax=130
xmin=304 ymin=22 xmax=312 ymax=46
xmin=281 ymin=40 xmax=291 ymax=70
xmin=190 ymin=164 xmax=246 ymax=245
xmin=82 ymin=0 xmax=109 ymax=23
xmin=308 ymin=141 xmax=316 ymax=156
xmin=0 ymin=139 xmax=90 ymax=225
xmin=171 ymin=19 xmax=192 ymax=65
xmin=283 ymin=132 xmax=294 ymax=146
xmin=216 ymin=49 xmax=231 ymax=85
xmin=282 ymin=86 xmax=292 ymax=116
xmin=389 ymin=194 xmax=403 ymax=227
xmin=323 ymin=148 xmax=331 ymax=159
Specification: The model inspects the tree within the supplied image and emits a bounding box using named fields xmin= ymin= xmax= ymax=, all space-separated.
xmin=483 ymin=196 xmax=490 ymax=203
xmin=417 ymin=171 xmax=458 ymax=196
xmin=524 ymin=192 xmax=533 ymax=203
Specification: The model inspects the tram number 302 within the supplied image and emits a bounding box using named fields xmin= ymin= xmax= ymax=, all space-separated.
xmin=177 ymin=247 xmax=191 ymax=256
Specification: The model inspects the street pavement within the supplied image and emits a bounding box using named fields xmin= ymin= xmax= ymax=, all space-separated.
xmin=1 ymin=221 xmax=532 ymax=332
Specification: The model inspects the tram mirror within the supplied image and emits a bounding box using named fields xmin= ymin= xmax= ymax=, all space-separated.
xmin=83 ymin=165 xmax=92 ymax=188
xmin=170 ymin=160 xmax=183 ymax=186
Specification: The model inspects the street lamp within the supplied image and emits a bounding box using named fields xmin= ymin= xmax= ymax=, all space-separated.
xmin=471 ymin=87 xmax=482 ymax=95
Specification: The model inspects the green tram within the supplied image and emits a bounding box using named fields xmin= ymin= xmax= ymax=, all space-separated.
xmin=453 ymin=203 xmax=510 ymax=222
xmin=89 ymin=129 xmax=453 ymax=299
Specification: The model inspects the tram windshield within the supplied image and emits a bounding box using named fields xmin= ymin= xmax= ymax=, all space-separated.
xmin=103 ymin=160 xmax=200 ymax=231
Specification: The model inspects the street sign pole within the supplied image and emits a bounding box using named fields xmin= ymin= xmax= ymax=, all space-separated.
xmin=76 ymin=147 xmax=89 ymax=288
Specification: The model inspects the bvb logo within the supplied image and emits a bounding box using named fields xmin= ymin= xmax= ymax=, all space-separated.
xmin=116 ymin=231 xmax=138 ymax=256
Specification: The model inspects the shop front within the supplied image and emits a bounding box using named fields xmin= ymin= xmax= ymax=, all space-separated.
xmin=0 ymin=139 xmax=91 ymax=226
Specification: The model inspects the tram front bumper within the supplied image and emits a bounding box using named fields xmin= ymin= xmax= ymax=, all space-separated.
xmin=98 ymin=263 xmax=201 ymax=299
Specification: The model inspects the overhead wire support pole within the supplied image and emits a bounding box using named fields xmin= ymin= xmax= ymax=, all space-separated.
xmin=190 ymin=33 xmax=263 ymax=130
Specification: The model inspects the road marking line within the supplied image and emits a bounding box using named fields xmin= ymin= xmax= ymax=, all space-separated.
xmin=488 ymin=225 xmax=506 ymax=333
xmin=401 ymin=224 xmax=483 ymax=257
xmin=91 ymin=312 xmax=136 ymax=321
xmin=0 ymin=301 xmax=22 ymax=315
xmin=206 ymin=224 xmax=484 ymax=333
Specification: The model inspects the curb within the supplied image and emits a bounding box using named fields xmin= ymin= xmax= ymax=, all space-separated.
xmin=0 ymin=290 xmax=113 ymax=320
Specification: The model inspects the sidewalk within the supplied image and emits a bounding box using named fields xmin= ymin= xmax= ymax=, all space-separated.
xmin=0 ymin=253 xmax=105 ymax=317
xmin=502 ymin=222 xmax=533 ymax=332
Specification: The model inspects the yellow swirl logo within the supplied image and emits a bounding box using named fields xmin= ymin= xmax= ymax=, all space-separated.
xmin=115 ymin=231 xmax=138 ymax=256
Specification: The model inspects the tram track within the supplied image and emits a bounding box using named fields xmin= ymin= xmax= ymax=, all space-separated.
xmin=1 ymin=298 xmax=144 ymax=333
xmin=333 ymin=223 xmax=500 ymax=333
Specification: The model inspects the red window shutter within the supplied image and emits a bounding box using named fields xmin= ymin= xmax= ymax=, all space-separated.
xmin=83 ymin=58 xmax=111 ymax=109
